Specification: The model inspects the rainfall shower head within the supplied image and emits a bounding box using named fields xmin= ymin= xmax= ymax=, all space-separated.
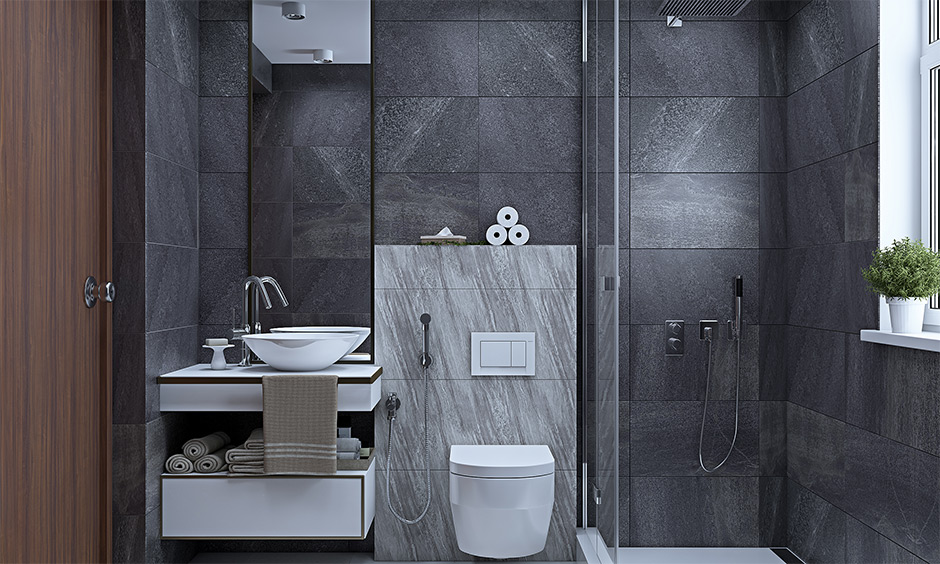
xmin=657 ymin=0 xmax=752 ymax=18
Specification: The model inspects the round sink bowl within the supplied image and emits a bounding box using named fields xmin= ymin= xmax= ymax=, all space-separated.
xmin=270 ymin=326 xmax=370 ymax=356
xmin=242 ymin=332 xmax=359 ymax=372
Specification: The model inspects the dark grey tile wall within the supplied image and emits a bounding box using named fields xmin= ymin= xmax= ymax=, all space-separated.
xmin=772 ymin=2 xmax=940 ymax=563
xmin=621 ymin=4 xmax=775 ymax=547
xmin=113 ymin=1 xmax=251 ymax=560
xmin=251 ymin=64 xmax=372 ymax=342
xmin=112 ymin=0 xmax=206 ymax=561
xmin=198 ymin=2 xmax=249 ymax=363
xmin=372 ymin=1 xmax=583 ymax=245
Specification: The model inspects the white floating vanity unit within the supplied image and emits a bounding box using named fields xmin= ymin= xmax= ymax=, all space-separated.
xmin=158 ymin=363 xmax=382 ymax=412
xmin=159 ymin=363 xmax=381 ymax=540
xmin=161 ymin=464 xmax=375 ymax=539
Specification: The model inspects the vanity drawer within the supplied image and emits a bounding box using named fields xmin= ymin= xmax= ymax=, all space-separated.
xmin=161 ymin=459 xmax=374 ymax=539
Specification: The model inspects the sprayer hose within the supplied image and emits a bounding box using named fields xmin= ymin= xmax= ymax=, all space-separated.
xmin=698 ymin=335 xmax=741 ymax=473
xmin=385 ymin=364 xmax=432 ymax=525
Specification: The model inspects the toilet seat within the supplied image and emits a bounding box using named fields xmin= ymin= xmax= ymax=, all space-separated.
xmin=449 ymin=445 xmax=554 ymax=478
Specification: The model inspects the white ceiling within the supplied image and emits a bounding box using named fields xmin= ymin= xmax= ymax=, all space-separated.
xmin=252 ymin=0 xmax=371 ymax=64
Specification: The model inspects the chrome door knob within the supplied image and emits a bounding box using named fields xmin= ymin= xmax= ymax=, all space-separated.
xmin=99 ymin=282 xmax=116 ymax=303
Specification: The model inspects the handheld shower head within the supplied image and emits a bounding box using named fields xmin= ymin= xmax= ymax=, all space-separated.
xmin=419 ymin=313 xmax=432 ymax=368
xmin=732 ymin=276 xmax=743 ymax=341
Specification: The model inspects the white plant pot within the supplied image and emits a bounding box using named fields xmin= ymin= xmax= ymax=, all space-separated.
xmin=886 ymin=297 xmax=928 ymax=333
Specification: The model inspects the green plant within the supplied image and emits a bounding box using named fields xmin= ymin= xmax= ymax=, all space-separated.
xmin=861 ymin=237 xmax=940 ymax=299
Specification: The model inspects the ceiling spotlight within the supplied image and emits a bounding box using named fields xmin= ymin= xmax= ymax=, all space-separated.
xmin=281 ymin=2 xmax=305 ymax=20
xmin=312 ymin=49 xmax=333 ymax=64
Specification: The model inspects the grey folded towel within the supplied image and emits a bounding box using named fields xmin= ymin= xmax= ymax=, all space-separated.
xmin=229 ymin=463 xmax=264 ymax=474
xmin=225 ymin=444 xmax=264 ymax=464
xmin=196 ymin=445 xmax=234 ymax=473
xmin=336 ymin=438 xmax=361 ymax=453
xmin=165 ymin=454 xmax=194 ymax=474
xmin=245 ymin=428 xmax=264 ymax=450
xmin=337 ymin=451 xmax=359 ymax=460
xmin=183 ymin=431 xmax=231 ymax=461
xmin=263 ymin=374 xmax=338 ymax=475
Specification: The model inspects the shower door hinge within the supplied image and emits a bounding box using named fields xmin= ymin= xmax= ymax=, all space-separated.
xmin=592 ymin=483 xmax=602 ymax=505
xmin=603 ymin=276 xmax=617 ymax=292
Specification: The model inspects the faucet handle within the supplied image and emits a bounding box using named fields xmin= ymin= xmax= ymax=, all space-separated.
xmin=231 ymin=327 xmax=248 ymax=341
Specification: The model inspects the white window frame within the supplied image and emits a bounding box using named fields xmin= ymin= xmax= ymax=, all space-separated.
xmin=922 ymin=0 xmax=940 ymax=331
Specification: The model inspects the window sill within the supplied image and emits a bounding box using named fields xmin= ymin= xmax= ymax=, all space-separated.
xmin=860 ymin=329 xmax=940 ymax=352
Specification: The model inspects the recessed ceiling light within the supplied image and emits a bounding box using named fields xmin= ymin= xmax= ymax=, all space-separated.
xmin=281 ymin=2 xmax=305 ymax=20
xmin=312 ymin=49 xmax=333 ymax=64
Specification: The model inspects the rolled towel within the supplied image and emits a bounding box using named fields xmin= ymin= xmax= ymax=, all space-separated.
xmin=195 ymin=446 xmax=235 ymax=473
xmin=165 ymin=454 xmax=194 ymax=474
xmin=245 ymin=428 xmax=264 ymax=450
xmin=229 ymin=463 xmax=264 ymax=474
xmin=183 ymin=431 xmax=231 ymax=461
xmin=225 ymin=445 xmax=264 ymax=464
xmin=336 ymin=438 xmax=361 ymax=453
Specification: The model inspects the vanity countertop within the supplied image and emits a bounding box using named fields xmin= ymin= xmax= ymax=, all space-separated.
xmin=159 ymin=363 xmax=382 ymax=384
xmin=159 ymin=364 xmax=383 ymax=412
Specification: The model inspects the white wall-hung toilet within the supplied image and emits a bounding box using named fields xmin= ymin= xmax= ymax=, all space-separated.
xmin=449 ymin=445 xmax=555 ymax=559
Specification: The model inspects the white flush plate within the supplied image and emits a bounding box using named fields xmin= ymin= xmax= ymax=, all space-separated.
xmin=471 ymin=332 xmax=535 ymax=376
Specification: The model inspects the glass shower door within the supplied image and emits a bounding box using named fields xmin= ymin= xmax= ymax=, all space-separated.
xmin=583 ymin=0 xmax=619 ymax=560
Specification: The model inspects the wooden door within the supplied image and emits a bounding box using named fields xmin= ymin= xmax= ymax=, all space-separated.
xmin=0 ymin=0 xmax=112 ymax=561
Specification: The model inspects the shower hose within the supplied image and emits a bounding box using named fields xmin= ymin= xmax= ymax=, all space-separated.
xmin=698 ymin=330 xmax=741 ymax=473
xmin=385 ymin=363 xmax=432 ymax=525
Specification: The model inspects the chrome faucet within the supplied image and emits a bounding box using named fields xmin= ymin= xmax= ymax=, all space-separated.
xmin=233 ymin=275 xmax=289 ymax=365
xmin=261 ymin=276 xmax=289 ymax=309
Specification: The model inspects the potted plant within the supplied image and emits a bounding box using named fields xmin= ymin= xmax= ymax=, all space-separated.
xmin=862 ymin=237 xmax=940 ymax=333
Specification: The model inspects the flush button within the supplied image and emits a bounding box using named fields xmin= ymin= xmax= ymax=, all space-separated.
xmin=511 ymin=341 xmax=526 ymax=367
xmin=480 ymin=341 xmax=512 ymax=367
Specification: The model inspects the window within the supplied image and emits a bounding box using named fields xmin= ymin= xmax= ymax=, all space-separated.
xmin=922 ymin=0 xmax=940 ymax=330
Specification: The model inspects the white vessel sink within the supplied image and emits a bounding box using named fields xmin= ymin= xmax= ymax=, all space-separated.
xmin=270 ymin=326 xmax=370 ymax=356
xmin=241 ymin=333 xmax=359 ymax=372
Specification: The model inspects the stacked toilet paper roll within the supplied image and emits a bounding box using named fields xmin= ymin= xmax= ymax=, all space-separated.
xmin=486 ymin=206 xmax=530 ymax=246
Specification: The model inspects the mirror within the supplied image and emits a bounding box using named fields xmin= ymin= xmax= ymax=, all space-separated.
xmin=249 ymin=0 xmax=373 ymax=360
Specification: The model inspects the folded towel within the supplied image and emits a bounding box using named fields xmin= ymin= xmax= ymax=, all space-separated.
xmin=195 ymin=445 xmax=234 ymax=473
xmin=165 ymin=454 xmax=194 ymax=474
xmin=263 ymin=374 xmax=338 ymax=475
xmin=336 ymin=438 xmax=361 ymax=453
xmin=183 ymin=431 xmax=231 ymax=461
xmin=229 ymin=463 xmax=264 ymax=474
xmin=337 ymin=451 xmax=359 ymax=460
xmin=225 ymin=444 xmax=264 ymax=464
xmin=245 ymin=428 xmax=264 ymax=450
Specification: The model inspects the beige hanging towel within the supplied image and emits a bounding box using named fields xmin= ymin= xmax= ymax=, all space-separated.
xmin=262 ymin=374 xmax=338 ymax=475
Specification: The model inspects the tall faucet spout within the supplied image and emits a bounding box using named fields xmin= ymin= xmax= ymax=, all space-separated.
xmin=261 ymin=276 xmax=289 ymax=308
xmin=245 ymin=275 xmax=272 ymax=310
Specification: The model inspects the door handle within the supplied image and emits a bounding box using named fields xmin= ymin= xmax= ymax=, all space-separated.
xmin=84 ymin=276 xmax=115 ymax=307
xmin=99 ymin=281 xmax=116 ymax=303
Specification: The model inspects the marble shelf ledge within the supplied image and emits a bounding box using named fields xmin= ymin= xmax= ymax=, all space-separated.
xmin=159 ymin=364 xmax=383 ymax=412
xmin=860 ymin=329 xmax=940 ymax=353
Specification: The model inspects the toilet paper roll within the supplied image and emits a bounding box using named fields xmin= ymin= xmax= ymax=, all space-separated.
xmin=496 ymin=206 xmax=519 ymax=228
xmin=486 ymin=224 xmax=508 ymax=246
xmin=508 ymin=224 xmax=530 ymax=246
